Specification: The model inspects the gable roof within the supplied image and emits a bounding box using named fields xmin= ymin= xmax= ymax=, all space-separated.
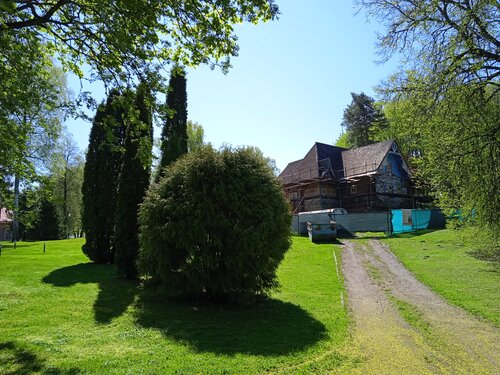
xmin=279 ymin=140 xmax=396 ymax=185
xmin=341 ymin=140 xmax=394 ymax=177
xmin=280 ymin=143 xmax=346 ymax=185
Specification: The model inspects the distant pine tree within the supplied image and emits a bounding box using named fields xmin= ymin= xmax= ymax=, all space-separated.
xmin=157 ymin=67 xmax=188 ymax=180
xmin=114 ymin=83 xmax=154 ymax=278
xmin=82 ymin=90 xmax=127 ymax=263
xmin=341 ymin=92 xmax=388 ymax=147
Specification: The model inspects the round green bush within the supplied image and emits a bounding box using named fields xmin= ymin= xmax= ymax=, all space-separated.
xmin=138 ymin=146 xmax=291 ymax=299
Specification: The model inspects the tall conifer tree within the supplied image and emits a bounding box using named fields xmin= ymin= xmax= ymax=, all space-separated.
xmin=341 ymin=92 xmax=388 ymax=147
xmin=82 ymin=90 xmax=127 ymax=263
xmin=157 ymin=67 xmax=188 ymax=180
xmin=114 ymin=83 xmax=154 ymax=278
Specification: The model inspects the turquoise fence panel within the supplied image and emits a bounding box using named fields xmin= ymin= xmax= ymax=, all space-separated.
xmin=392 ymin=209 xmax=445 ymax=233
xmin=391 ymin=210 xmax=403 ymax=233
xmin=412 ymin=210 xmax=432 ymax=230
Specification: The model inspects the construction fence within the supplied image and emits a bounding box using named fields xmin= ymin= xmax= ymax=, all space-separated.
xmin=292 ymin=208 xmax=445 ymax=236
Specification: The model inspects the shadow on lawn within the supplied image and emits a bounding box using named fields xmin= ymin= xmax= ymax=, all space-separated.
xmin=134 ymin=291 xmax=328 ymax=356
xmin=0 ymin=341 xmax=79 ymax=375
xmin=42 ymin=264 xmax=328 ymax=356
xmin=42 ymin=263 xmax=137 ymax=325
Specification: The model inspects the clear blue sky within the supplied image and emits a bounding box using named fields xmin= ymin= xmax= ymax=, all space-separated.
xmin=67 ymin=1 xmax=399 ymax=172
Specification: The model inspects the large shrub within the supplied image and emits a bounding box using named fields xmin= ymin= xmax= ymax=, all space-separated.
xmin=138 ymin=146 xmax=291 ymax=300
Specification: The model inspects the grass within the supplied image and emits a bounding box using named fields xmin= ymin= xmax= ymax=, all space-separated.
xmin=0 ymin=237 xmax=349 ymax=374
xmin=382 ymin=229 xmax=500 ymax=326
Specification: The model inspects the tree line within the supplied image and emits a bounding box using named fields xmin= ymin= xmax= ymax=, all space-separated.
xmin=338 ymin=0 xmax=499 ymax=258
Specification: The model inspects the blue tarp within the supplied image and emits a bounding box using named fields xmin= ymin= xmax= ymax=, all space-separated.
xmin=391 ymin=209 xmax=445 ymax=233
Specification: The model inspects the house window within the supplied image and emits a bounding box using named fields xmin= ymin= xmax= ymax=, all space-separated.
xmin=290 ymin=191 xmax=301 ymax=200
xmin=350 ymin=185 xmax=357 ymax=194
xmin=320 ymin=187 xmax=336 ymax=197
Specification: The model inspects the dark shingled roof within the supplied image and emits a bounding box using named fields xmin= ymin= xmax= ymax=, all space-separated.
xmin=279 ymin=142 xmax=347 ymax=185
xmin=341 ymin=140 xmax=394 ymax=177
xmin=279 ymin=140 xmax=395 ymax=184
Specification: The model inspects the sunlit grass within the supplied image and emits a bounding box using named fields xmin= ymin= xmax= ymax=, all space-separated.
xmin=383 ymin=229 xmax=499 ymax=326
xmin=0 ymin=237 xmax=349 ymax=374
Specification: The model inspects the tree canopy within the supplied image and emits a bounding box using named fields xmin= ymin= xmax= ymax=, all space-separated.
xmin=81 ymin=90 xmax=128 ymax=263
xmin=114 ymin=83 xmax=154 ymax=278
xmin=157 ymin=67 xmax=188 ymax=180
xmin=358 ymin=0 xmax=500 ymax=92
xmin=0 ymin=0 xmax=279 ymax=83
xmin=341 ymin=92 xmax=388 ymax=147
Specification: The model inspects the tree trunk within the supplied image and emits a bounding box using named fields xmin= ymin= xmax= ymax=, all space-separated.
xmin=13 ymin=174 xmax=19 ymax=242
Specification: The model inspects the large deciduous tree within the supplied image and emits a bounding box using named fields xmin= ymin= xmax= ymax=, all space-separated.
xmin=0 ymin=0 xmax=279 ymax=84
xmin=157 ymin=67 xmax=188 ymax=180
xmin=50 ymin=130 xmax=84 ymax=238
xmin=187 ymin=120 xmax=206 ymax=153
xmin=114 ymin=83 xmax=154 ymax=278
xmin=360 ymin=0 xmax=499 ymax=257
xmin=358 ymin=0 xmax=500 ymax=92
xmin=81 ymin=90 xmax=127 ymax=263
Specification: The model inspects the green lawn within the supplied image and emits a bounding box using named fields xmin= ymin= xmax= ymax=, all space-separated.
xmin=382 ymin=229 xmax=500 ymax=326
xmin=0 ymin=237 xmax=349 ymax=374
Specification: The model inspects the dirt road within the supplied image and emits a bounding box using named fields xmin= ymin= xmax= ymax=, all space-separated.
xmin=340 ymin=239 xmax=500 ymax=375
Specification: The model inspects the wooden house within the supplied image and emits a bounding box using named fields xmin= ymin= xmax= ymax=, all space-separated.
xmin=279 ymin=140 xmax=424 ymax=213
xmin=0 ymin=208 xmax=12 ymax=241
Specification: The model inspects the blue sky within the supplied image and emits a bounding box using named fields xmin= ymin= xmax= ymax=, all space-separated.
xmin=67 ymin=1 xmax=399 ymax=172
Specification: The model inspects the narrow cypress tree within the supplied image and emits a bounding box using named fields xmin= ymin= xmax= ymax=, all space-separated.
xmin=82 ymin=90 xmax=127 ymax=263
xmin=114 ymin=83 xmax=153 ymax=278
xmin=157 ymin=67 xmax=188 ymax=180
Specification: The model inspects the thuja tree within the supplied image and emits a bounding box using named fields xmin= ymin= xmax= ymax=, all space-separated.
xmin=156 ymin=67 xmax=188 ymax=181
xmin=81 ymin=90 xmax=127 ymax=263
xmin=114 ymin=83 xmax=154 ymax=278
xmin=139 ymin=146 xmax=292 ymax=301
xmin=32 ymin=198 xmax=60 ymax=241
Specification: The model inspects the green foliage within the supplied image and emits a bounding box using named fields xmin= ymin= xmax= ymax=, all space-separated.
xmin=0 ymin=1 xmax=279 ymax=84
xmin=383 ymin=83 xmax=499 ymax=258
xmin=49 ymin=130 xmax=84 ymax=238
xmin=358 ymin=0 xmax=499 ymax=90
xmin=157 ymin=67 xmax=188 ymax=180
xmin=186 ymin=120 xmax=205 ymax=153
xmin=341 ymin=92 xmax=388 ymax=147
xmin=334 ymin=132 xmax=351 ymax=148
xmin=114 ymin=83 xmax=154 ymax=278
xmin=30 ymin=198 xmax=60 ymax=241
xmin=0 ymin=30 xmax=71 ymax=182
xmin=81 ymin=91 xmax=128 ymax=263
xmin=139 ymin=146 xmax=292 ymax=300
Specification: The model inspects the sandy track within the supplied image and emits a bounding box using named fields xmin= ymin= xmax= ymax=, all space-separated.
xmin=340 ymin=240 xmax=500 ymax=375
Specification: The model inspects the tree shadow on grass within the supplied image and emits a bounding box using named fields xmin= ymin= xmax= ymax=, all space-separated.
xmin=42 ymin=263 xmax=137 ymax=325
xmin=134 ymin=290 xmax=328 ymax=356
xmin=0 ymin=341 xmax=79 ymax=375
xmin=42 ymin=265 xmax=328 ymax=356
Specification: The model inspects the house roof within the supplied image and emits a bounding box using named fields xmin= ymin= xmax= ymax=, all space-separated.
xmin=341 ymin=140 xmax=394 ymax=177
xmin=279 ymin=140 xmax=396 ymax=184
xmin=280 ymin=143 xmax=347 ymax=185
xmin=0 ymin=208 xmax=12 ymax=223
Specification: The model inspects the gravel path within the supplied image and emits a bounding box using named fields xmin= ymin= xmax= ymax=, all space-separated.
xmin=340 ymin=239 xmax=500 ymax=375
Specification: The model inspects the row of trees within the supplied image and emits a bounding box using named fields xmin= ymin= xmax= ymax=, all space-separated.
xmin=1 ymin=1 xmax=278 ymax=242
xmin=82 ymin=68 xmax=191 ymax=278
